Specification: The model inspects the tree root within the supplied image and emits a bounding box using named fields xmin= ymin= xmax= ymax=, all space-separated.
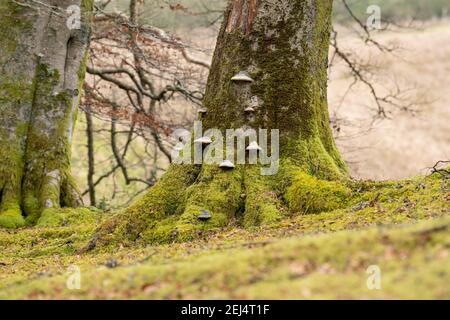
xmin=0 ymin=165 xmax=83 ymax=229
xmin=90 ymin=164 xmax=201 ymax=247
xmin=0 ymin=150 xmax=26 ymax=229
xmin=167 ymin=164 xmax=245 ymax=241
xmin=242 ymin=166 xmax=286 ymax=227
xmin=0 ymin=206 xmax=25 ymax=229
xmin=21 ymin=169 xmax=83 ymax=225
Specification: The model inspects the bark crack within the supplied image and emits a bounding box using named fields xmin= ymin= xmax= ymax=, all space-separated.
xmin=226 ymin=0 xmax=259 ymax=34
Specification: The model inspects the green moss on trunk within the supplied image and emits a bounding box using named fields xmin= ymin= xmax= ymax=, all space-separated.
xmin=203 ymin=0 xmax=347 ymax=178
xmin=0 ymin=2 xmax=34 ymax=228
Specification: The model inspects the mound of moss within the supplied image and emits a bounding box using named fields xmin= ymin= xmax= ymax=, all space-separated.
xmin=1 ymin=214 xmax=449 ymax=299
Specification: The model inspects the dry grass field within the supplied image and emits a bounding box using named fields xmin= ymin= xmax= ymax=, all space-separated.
xmin=329 ymin=22 xmax=450 ymax=180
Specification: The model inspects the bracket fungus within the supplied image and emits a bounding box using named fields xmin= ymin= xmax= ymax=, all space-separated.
xmin=198 ymin=108 xmax=208 ymax=115
xmin=197 ymin=209 xmax=212 ymax=221
xmin=231 ymin=71 xmax=254 ymax=83
xmin=219 ymin=159 xmax=235 ymax=169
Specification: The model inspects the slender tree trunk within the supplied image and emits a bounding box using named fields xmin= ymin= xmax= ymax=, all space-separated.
xmin=85 ymin=106 xmax=96 ymax=206
xmin=91 ymin=0 xmax=349 ymax=247
xmin=0 ymin=0 xmax=93 ymax=228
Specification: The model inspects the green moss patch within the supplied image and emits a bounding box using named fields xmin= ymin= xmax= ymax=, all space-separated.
xmin=286 ymin=171 xmax=351 ymax=213
xmin=37 ymin=208 xmax=103 ymax=228
xmin=0 ymin=208 xmax=25 ymax=229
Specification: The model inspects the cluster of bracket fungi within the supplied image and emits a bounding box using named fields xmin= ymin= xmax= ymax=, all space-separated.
xmin=195 ymin=71 xmax=263 ymax=171
xmin=194 ymin=71 xmax=263 ymax=221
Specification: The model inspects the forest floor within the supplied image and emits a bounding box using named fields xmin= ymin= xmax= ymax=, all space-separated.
xmin=0 ymin=173 xmax=448 ymax=299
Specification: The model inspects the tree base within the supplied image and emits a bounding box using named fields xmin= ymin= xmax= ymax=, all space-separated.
xmin=90 ymin=159 xmax=350 ymax=248
xmin=0 ymin=167 xmax=83 ymax=229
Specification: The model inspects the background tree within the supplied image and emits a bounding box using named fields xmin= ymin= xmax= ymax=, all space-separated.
xmin=91 ymin=0 xmax=352 ymax=247
xmin=0 ymin=0 xmax=93 ymax=228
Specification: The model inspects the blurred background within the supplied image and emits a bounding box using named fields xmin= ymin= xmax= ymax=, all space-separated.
xmin=73 ymin=0 xmax=450 ymax=210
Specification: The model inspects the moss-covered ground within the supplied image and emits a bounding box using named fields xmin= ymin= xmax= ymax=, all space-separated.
xmin=0 ymin=173 xmax=448 ymax=299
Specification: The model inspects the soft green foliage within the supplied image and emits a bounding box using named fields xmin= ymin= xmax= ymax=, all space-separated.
xmin=100 ymin=164 xmax=244 ymax=244
xmin=243 ymin=166 xmax=286 ymax=227
xmin=176 ymin=165 xmax=244 ymax=228
xmin=0 ymin=208 xmax=104 ymax=291
xmin=93 ymin=165 xmax=200 ymax=246
xmin=92 ymin=156 xmax=449 ymax=246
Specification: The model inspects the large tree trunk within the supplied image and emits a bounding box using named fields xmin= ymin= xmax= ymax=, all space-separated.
xmin=204 ymin=0 xmax=346 ymax=177
xmin=0 ymin=0 xmax=93 ymax=228
xmin=91 ymin=0 xmax=349 ymax=247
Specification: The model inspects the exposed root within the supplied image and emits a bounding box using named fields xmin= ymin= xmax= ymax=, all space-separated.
xmin=61 ymin=174 xmax=84 ymax=208
xmin=0 ymin=155 xmax=25 ymax=229
xmin=168 ymin=164 xmax=244 ymax=241
xmin=90 ymin=164 xmax=201 ymax=247
xmin=285 ymin=171 xmax=351 ymax=214
xmin=21 ymin=169 xmax=83 ymax=225
xmin=0 ymin=165 xmax=84 ymax=229
xmin=243 ymin=166 xmax=286 ymax=227
xmin=0 ymin=207 xmax=25 ymax=229
xmin=0 ymin=183 xmax=25 ymax=228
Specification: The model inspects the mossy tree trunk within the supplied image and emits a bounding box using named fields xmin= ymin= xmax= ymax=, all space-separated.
xmin=92 ymin=0 xmax=349 ymax=246
xmin=204 ymin=0 xmax=347 ymax=178
xmin=0 ymin=0 xmax=93 ymax=228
